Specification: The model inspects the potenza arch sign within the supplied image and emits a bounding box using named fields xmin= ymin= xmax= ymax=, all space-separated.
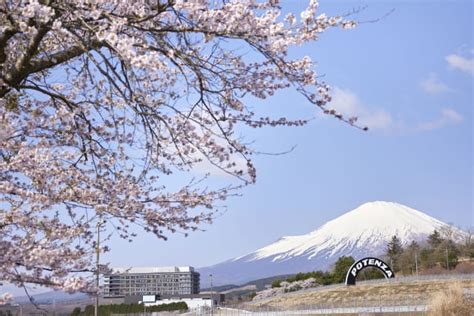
xmin=345 ymin=257 xmax=395 ymax=285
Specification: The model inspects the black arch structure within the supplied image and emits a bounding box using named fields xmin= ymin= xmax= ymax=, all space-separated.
xmin=345 ymin=257 xmax=395 ymax=285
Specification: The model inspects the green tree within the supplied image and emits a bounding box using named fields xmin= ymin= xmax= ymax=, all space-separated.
xmin=423 ymin=230 xmax=460 ymax=271
xmin=420 ymin=247 xmax=437 ymax=269
xmin=357 ymin=267 xmax=385 ymax=281
xmin=428 ymin=230 xmax=443 ymax=248
xmin=386 ymin=235 xmax=404 ymax=272
xmin=399 ymin=240 xmax=420 ymax=275
xmin=408 ymin=240 xmax=420 ymax=252
xmin=461 ymin=228 xmax=474 ymax=258
xmin=310 ymin=270 xmax=333 ymax=285
xmin=331 ymin=256 xmax=355 ymax=283
xmin=440 ymin=240 xmax=460 ymax=270
xmin=70 ymin=307 xmax=81 ymax=316
xmin=83 ymin=305 xmax=94 ymax=316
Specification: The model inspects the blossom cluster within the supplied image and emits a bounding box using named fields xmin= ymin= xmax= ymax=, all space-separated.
xmin=0 ymin=293 xmax=12 ymax=305
xmin=0 ymin=0 xmax=360 ymax=294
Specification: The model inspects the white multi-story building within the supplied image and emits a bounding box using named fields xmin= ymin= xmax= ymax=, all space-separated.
xmin=103 ymin=266 xmax=200 ymax=298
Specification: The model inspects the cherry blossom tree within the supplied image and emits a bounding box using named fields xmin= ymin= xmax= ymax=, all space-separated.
xmin=0 ymin=0 xmax=363 ymax=298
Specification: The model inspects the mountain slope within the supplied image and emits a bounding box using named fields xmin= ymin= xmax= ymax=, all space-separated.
xmin=198 ymin=201 xmax=464 ymax=287
xmin=13 ymin=291 xmax=89 ymax=304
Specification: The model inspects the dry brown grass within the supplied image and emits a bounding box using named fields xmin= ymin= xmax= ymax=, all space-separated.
xmin=428 ymin=282 xmax=473 ymax=316
xmin=249 ymin=278 xmax=474 ymax=310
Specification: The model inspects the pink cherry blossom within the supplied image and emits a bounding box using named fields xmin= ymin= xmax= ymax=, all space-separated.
xmin=0 ymin=0 xmax=363 ymax=295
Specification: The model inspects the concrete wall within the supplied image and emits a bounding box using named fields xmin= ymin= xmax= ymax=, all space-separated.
xmin=99 ymin=297 xmax=125 ymax=305
xmin=145 ymin=297 xmax=212 ymax=310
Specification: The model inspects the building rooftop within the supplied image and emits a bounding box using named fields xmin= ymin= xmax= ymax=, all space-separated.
xmin=110 ymin=266 xmax=195 ymax=274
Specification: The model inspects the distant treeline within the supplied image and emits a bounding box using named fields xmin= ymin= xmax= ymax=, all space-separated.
xmin=272 ymin=228 xmax=473 ymax=288
xmin=70 ymin=301 xmax=188 ymax=316
xmin=271 ymin=255 xmax=384 ymax=288
xmin=386 ymin=228 xmax=473 ymax=274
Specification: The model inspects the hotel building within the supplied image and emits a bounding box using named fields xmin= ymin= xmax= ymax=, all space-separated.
xmin=103 ymin=266 xmax=200 ymax=298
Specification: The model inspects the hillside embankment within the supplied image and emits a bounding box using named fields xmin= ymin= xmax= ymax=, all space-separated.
xmin=246 ymin=275 xmax=474 ymax=310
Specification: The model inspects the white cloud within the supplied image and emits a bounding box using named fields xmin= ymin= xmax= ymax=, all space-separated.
xmin=416 ymin=108 xmax=464 ymax=131
xmin=419 ymin=73 xmax=452 ymax=94
xmin=446 ymin=52 xmax=474 ymax=75
xmin=329 ymin=87 xmax=393 ymax=130
xmin=329 ymin=87 xmax=463 ymax=133
xmin=360 ymin=111 xmax=393 ymax=130
xmin=441 ymin=108 xmax=464 ymax=122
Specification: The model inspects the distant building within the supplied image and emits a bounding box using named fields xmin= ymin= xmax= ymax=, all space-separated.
xmin=103 ymin=266 xmax=200 ymax=298
xmin=0 ymin=304 xmax=20 ymax=316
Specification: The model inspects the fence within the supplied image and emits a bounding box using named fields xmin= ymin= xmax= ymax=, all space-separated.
xmin=24 ymin=273 xmax=474 ymax=316
xmin=279 ymin=272 xmax=474 ymax=296
xmin=173 ymin=305 xmax=428 ymax=315
xmin=213 ymin=305 xmax=428 ymax=315
xmin=105 ymin=274 xmax=474 ymax=316
xmin=215 ymin=273 xmax=474 ymax=315
xmin=228 ymin=297 xmax=430 ymax=315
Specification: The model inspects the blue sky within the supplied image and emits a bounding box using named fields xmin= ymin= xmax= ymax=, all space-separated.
xmin=100 ymin=0 xmax=473 ymax=272
xmin=4 ymin=1 xmax=472 ymax=297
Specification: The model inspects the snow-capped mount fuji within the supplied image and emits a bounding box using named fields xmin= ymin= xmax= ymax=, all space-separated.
xmin=198 ymin=201 xmax=464 ymax=287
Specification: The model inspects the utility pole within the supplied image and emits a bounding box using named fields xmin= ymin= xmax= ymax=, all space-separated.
xmin=209 ymin=274 xmax=213 ymax=316
xmin=95 ymin=218 xmax=102 ymax=316
xmin=445 ymin=247 xmax=449 ymax=271
xmin=414 ymin=252 xmax=418 ymax=276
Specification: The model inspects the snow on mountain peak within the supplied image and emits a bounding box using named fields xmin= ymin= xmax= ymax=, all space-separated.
xmin=200 ymin=201 xmax=464 ymax=286
xmin=243 ymin=201 xmax=451 ymax=262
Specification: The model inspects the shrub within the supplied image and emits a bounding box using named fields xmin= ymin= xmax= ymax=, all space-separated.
xmin=454 ymin=261 xmax=474 ymax=274
xmin=428 ymin=282 xmax=473 ymax=316
xmin=83 ymin=305 xmax=94 ymax=316
xmin=420 ymin=266 xmax=446 ymax=276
